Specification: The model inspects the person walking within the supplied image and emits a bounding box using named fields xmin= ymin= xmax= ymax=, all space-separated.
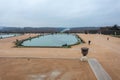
xmin=88 ymin=40 xmax=91 ymax=45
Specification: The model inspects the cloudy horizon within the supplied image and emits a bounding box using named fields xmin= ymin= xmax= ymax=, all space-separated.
xmin=0 ymin=0 xmax=120 ymax=27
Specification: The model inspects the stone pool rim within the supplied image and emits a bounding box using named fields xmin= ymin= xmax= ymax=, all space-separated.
xmin=15 ymin=33 xmax=85 ymax=48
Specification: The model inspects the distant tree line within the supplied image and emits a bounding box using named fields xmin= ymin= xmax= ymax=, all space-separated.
xmin=100 ymin=25 xmax=120 ymax=35
xmin=0 ymin=27 xmax=64 ymax=33
xmin=0 ymin=25 xmax=120 ymax=35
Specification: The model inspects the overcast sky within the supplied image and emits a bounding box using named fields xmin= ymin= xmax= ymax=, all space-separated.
xmin=0 ymin=0 xmax=120 ymax=27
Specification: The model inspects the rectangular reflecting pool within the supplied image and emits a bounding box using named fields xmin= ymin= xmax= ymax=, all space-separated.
xmin=21 ymin=34 xmax=82 ymax=47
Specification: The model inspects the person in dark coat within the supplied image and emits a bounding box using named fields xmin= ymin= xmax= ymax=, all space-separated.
xmin=88 ymin=40 xmax=91 ymax=45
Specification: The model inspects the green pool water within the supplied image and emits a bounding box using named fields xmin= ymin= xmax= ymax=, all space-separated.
xmin=21 ymin=34 xmax=81 ymax=47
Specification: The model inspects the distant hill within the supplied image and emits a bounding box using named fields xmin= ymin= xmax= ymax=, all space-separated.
xmin=69 ymin=27 xmax=100 ymax=33
xmin=70 ymin=27 xmax=100 ymax=30
xmin=0 ymin=26 xmax=4 ymax=30
xmin=0 ymin=27 xmax=65 ymax=33
xmin=0 ymin=26 xmax=100 ymax=33
xmin=0 ymin=26 xmax=119 ymax=34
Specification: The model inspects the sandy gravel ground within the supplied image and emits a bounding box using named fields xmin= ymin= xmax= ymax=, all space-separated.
xmin=0 ymin=58 xmax=96 ymax=80
xmin=0 ymin=33 xmax=120 ymax=80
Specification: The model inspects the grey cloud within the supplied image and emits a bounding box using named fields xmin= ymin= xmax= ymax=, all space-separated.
xmin=0 ymin=0 xmax=120 ymax=27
